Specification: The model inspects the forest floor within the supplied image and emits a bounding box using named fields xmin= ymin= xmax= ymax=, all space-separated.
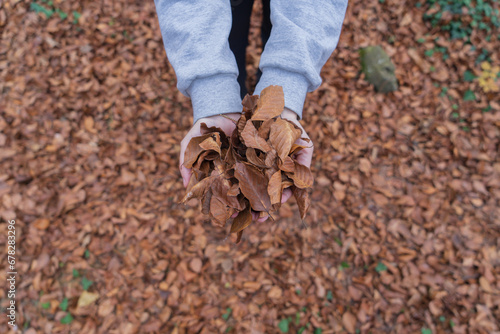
xmin=0 ymin=0 xmax=499 ymax=333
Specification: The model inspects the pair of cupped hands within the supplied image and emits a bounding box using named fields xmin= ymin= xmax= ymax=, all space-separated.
xmin=179 ymin=108 xmax=313 ymax=222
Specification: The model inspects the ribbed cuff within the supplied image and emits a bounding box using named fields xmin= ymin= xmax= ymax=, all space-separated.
xmin=254 ymin=68 xmax=310 ymax=119
xmin=187 ymin=74 xmax=242 ymax=123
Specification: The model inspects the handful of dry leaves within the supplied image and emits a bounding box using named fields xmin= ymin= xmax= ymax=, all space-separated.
xmin=181 ymin=86 xmax=313 ymax=243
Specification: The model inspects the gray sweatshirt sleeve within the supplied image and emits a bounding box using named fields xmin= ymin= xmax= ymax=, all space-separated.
xmin=254 ymin=0 xmax=348 ymax=119
xmin=154 ymin=0 xmax=242 ymax=123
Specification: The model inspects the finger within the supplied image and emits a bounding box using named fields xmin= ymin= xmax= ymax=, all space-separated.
xmin=257 ymin=216 xmax=268 ymax=223
xmin=251 ymin=211 xmax=260 ymax=221
xmin=281 ymin=188 xmax=292 ymax=203
xmin=180 ymin=165 xmax=192 ymax=188
xmin=294 ymin=146 xmax=313 ymax=167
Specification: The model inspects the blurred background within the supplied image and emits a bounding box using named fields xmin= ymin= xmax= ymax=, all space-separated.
xmin=0 ymin=0 xmax=499 ymax=333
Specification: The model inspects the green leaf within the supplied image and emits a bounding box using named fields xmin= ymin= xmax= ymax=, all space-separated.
xmin=375 ymin=262 xmax=388 ymax=273
xmin=424 ymin=49 xmax=435 ymax=57
xmin=60 ymin=297 xmax=68 ymax=311
xmin=298 ymin=327 xmax=306 ymax=334
xmin=295 ymin=312 xmax=301 ymax=325
xmin=326 ymin=290 xmax=333 ymax=301
xmin=334 ymin=237 xmax=342 ymax=246
xmin=222 ymin=307 xmax=232 ymax=321
xmin=450 ymin=320 xmax=455 ymax=327
xmin=84 ymin=249 xmax=90 ymax=259
xmin=81 ymin=277 xmax=93 ymax=291
xmin=463 ymin=90 xmax=476 ymax=101
xmin=421 ymin=329 xmax=432 ymax=334
xmin=340 ymin=261 xmax=350 ymax=269
xmin=60 ymin=313 xmax=73 ymax=324
xmin=417 ymin=38 xmax=425 ymax=43
xmin=72 ymin=269 xmax=80 ymax=278
xmin=464 ymin=70 xmax=476 ymax=82
xmin=56 ymin=9 xmax=68 ymax=20
xmin=41 ymin=302 xmax=50 ymax=309
xmin=278 ymin=319 xmax=290 ymax=333
xmin=30 ymin=3 xmax=54 ymax=18
xmin=295 ymin=289 xmax=301 ymax=295
xmin=72 ymin=11 xmax=81 ymax=24
xmin=452 ymin=104 xmax=458 ymax=110
xmin=314 ymin=329 xmax=323 ymax=334
xmin=439 ymin=316 xmax=446 ymax=322
xmin=451 ymin=112 xmax=459 ymax=119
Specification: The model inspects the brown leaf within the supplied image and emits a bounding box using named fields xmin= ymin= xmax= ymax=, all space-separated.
xmin=183 ymin=134 xmax=214 ymax=168
xmin=189 ymin=258 xmax=202 ymax=273
xmin=288 ymin=162 xmax=314 ymax=189
xmin=77 ymin=291 xmax=99 ymax=309
xmin=342 ymin=311 xmax=357 ymax=333
xmin=201 ymin=188 xmax=213 ymax=215
xmin=252 ymin=86 xmax=285 ymax=120
xmin=210 ymin=196 xmax=231 ymax=226
xmin=269 ymin=118 xmax=302 ymax=162
xmin=199 ymin=136 xmax=221 ymax=155
xmin=293 ymin=187 xmax=310 ymax=220
xmin=235 ymin=230 xmax=243 ymax=244
xmin=258 ymin=119 xmax=274 ymax=140
xmin=234 ymin=162 xmax=271 ymax=212
xmin=33 ymin=218 xmax=50 ymax=230
xmin=268 ymin=170 xmax=282 ymax=205
xmin=181 ymin=176 xmax=212 ymax=203
xmin=241 ymin=94 xmax=258 ymax=112
xmin=290 ymin=143 xmax=308 ymax=156
xmin=241 ymin=120 xmax=272 ymax=152
xmin=246 ymin=148 xmax=268 ymax=168
xmin=210 ymin=172 xmax=242 ymax=210
xmin=227 ymin=184 xmax=240 ymax=196
xmin=236 ymin=113 xmax=247 ymax=137
xmin=279 ymin=156 xmax=295 ymax=173
xmin=265 ymin=149 xmax=277 ymax=168
xmin=230 ymin=205 xmax=252 ymax=233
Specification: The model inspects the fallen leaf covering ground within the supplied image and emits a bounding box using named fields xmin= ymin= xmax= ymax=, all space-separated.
xmin=0 ymin=0 xmax=499 ymax=333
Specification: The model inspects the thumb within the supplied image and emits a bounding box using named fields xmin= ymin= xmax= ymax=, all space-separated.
xmin=180 ymin=165 xmax=192 ymax=188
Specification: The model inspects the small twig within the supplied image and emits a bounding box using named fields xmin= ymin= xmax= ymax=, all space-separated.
xmin=219 ymin=114 xmax=238 ymax=125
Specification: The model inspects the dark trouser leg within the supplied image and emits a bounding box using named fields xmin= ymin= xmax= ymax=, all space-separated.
xmin=229 ymin=0 xmax=255 ymax=99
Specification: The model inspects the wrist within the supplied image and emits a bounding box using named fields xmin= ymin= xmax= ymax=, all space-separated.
xmin=282 ymin=108 xmax=299 ymax=121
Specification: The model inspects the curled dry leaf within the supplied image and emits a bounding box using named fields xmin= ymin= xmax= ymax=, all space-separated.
xmin=181 ymin=85 xmax=314 ymax=242
xmin=252 ymin=85 xmax=285 ymax=120
xmin=292 ymin=186 xmax=311 ymax=220
xmin=288 ymin=161 xmax=314 ymax=189
xmin=230 ymin=205 xmax=252 ymax=233
xmin=234 ymin=162 xmax=272 ymax=212
xmin=269 ymin=118 xmax=302 ymax=162
xmin=268 ymin=170 xmax=282 ymax=205
xmin=241 ymin=120 xmax=272 ymax=152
